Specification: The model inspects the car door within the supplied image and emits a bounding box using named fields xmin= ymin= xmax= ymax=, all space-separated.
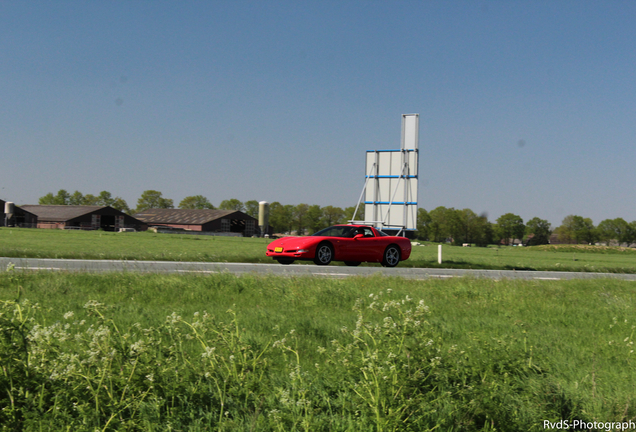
xmin=331 ymin=226 xmax=359 ymax=261
xmin=352 ymin=227 xmax=384 ymax=262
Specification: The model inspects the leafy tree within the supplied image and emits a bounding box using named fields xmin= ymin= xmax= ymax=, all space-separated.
xmin=597 ymin=218 xmax=630 ymax=246
xmin=524 ymin=217 xmax=552 ymax=246
xmin=555 ymin=215 xmax=576 ymax=244
xmin=219 ymin=199 xmax=245 ymax=212
xmin=571 ymin=216 xmax=597 ymax=244
xmin=282 ymin=205 xmax=295 ymax=233
xmin=415 ymin=208 xmax=431 ymax=241
xmin=344 ymin=206 xmax=362 ymax=223
xmin=306 ymin=205 xmax=324 ymax=234
xmin=95 ymin=191 xmax=129 ymax=212
xmin=321 ymin=206 xmax=345 ymax=227
xmin=54 ymin=189 xmax=70 ymax=205
xmin=38 ymin=193 xmax=55 ymax=205
xmin=38 ymin=189 xmax=70 ymax=205
xmin=628 ymin=221 xmax=636 ymax=247
xmin=38 ymin=189 xmax=129 ymax=212
xmin=475 ymin=218 xmax=495 ymax=247
xmin=269 ymin=202 xmax=294 ymax=234
xmin=96 ymin=191 xmax=116 ymax=207
xmin=83 ymin=194 xmax=99 ymax=205
xmin=427 ymin=206 xmax=446 ymax=242
xmin=179 ymin=195 xmax=215 ymax=210
xmin=244 ymin=200 xmax=259 ymax=219
xmin=268 ymin=202 xmax=282 ymax=233
xmin=457 ymin=208 xmax=483 ymax=245
xmin=596 ymin=219 xmax=615 ymax=245
xmin=69 ymin=191 xmax=85 ymax=206
xmin=293 ymin=203 xmax=309 ymax=235
xmin=135 ymin=190 xmax=174 ymax=213
xmin=495 ymin=213 xmax=525 ymax=246
xmin=428 ymin=207 xmax=462 ymax=243
xmin=111 ymin=197 xmax=131 ymax=214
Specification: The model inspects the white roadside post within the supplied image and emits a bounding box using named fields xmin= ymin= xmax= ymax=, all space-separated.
xmin=438 ymin=244 xmax=442 ymax=264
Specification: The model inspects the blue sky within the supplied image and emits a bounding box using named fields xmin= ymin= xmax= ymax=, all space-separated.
xmin=2 ymin=1 xmax=635 ymax=226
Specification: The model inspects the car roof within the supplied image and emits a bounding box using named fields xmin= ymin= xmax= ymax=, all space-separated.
xmin=334 ymin=224 xmax=374 ymax=228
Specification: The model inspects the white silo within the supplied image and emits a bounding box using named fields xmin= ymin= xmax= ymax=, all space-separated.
xmin=4 ymin=202 xmax=14 ymax=227
xmin=258 ymin=201 xmax=269 ymax=237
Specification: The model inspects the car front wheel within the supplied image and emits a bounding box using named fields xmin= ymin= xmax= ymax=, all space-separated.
xmin=313 ymin=243 xmax=333 ymax=265
xmin=381 ymin=245 xmax=400 ymax=267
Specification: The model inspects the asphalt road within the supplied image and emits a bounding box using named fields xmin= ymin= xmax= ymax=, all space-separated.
xmin=2 ymin=257 xmax=636 ymax=281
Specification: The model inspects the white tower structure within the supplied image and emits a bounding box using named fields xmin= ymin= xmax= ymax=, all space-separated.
xmin=351 ymin=114 xmax=419 ymax=236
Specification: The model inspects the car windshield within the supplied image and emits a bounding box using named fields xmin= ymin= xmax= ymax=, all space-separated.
xmin=313 ymin=226 xmax=365 ymax=238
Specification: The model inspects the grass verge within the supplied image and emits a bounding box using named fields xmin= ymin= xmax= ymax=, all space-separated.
xmin=1 ymin=270 xmax=635 ymax=430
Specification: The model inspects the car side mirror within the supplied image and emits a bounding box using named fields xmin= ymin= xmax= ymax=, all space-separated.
xmin=354 ymin=234 xmax=364 ymax=240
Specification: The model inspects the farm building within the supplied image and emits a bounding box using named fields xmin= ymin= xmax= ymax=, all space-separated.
xmin=1 ymin=199 xmax=38 ymax=228
xmin=133 ymin=209 xmax=257 ymax=236
xmin=20 ymin=205 xmax=147 ymax=231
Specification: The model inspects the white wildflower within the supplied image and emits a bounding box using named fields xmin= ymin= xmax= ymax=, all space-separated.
xmin=201 ymin=346 xmax=216 ymax=358
xmin=166 ymin=312 xmax=181 ymax=324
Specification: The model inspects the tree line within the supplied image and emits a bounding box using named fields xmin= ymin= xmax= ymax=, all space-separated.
xmin=38 ymin=190 xmax=636 ymax=245
xmin=416 ymin=207 xmax=636 ymax=247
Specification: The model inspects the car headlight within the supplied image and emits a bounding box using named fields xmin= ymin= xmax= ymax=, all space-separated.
xmin=297 ymin=249 xmax=309 ymax=253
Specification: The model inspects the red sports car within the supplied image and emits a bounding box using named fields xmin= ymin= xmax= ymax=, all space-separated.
xmin=266 ymin=224 xmax=412 ymax=267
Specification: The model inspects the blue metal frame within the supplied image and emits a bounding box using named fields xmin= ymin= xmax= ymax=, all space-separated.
xmin=365 ymin=175 xmax=418 ymax=179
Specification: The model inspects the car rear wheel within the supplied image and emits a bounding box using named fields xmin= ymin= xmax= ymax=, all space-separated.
xmin=313 ymin=243 xmax=333 ymax=265
xmin=344 ymin=261 xmax=361 ymax=266
xmin=276 ymin=259 xmax=294 ymax=265
xmin=381 ymin=245 xmax=400 ymax=267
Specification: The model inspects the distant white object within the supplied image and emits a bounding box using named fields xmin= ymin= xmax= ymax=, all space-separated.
xmin=264 ymin=234 xmax=270 ymax=238
xmin=438 ymin=244 xmax=442 ymax=264
xmin=259 ymin=201 xmax=270 ymax=237
xmin=4 ymin=202 xmax=14 ymax=219
xmin=463 ymin=243 xmax=470 ymax=247
xmin=118 ymin=228 xmax=136 ymax=232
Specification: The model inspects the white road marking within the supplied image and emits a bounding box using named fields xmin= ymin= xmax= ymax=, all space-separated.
xmin=533 ymin=277 xmax=561 ymax=280
xmin=18 ymin=266 xmax=62 ymax=271
xmin=175 ymin=270 xmax=220 ymax=274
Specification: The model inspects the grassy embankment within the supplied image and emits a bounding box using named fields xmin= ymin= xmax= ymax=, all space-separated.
xmin=1 ymin=227 xmax=635 ymax=273
xmin=1 ymin=271 xmax=636 ymax=430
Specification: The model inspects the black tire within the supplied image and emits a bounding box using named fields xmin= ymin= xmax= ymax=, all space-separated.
xmin=313 ymin=243 xmax=333 ymax=265
xmin=381 ymin=245 xmax=401 ymax=267
xmin=276 ymin=259 xmax=295 ymax=265
xmin=344 ymin=261 xmax=361 ymax=267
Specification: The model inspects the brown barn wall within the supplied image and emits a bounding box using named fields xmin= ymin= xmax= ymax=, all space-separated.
xmin=37 ymin=222 xmax=65 ymax=229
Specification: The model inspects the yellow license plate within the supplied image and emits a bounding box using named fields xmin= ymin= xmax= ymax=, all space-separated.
xmin=274 ymin=247 xmax=283 ymax=253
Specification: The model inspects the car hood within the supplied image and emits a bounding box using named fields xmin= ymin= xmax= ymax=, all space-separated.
xmin=268 ymin=236 xmax=320 ymax=248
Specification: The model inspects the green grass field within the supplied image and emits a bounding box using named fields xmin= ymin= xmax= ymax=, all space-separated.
xmin=1 ymin=227 xmax=635 ymax=273
xmin=2 ymin=271 xmax=636 ymax=430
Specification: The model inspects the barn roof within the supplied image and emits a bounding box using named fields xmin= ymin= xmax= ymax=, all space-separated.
xmin=133 ymin=208 xmax=252 ymax=225
xmin=20 ymin=205 xmax=108 ymax=221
